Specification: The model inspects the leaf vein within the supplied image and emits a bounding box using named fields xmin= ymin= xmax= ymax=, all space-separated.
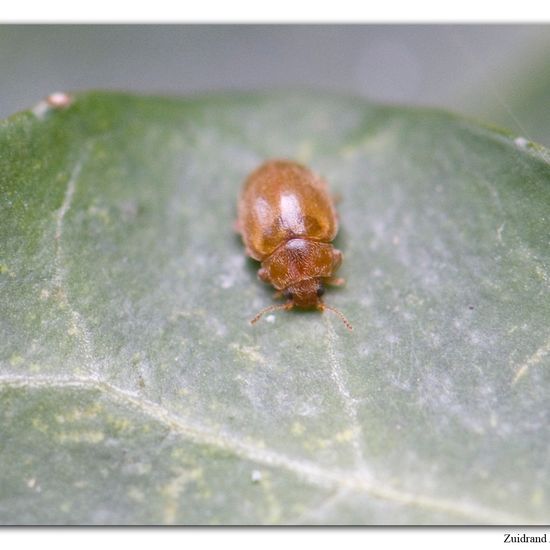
xmin=325 ymin=316 xmax=369 ymax=473
xmin=512 ymin=335 xmax=550 ymax=385
xmin=52 ymin=147 xmax=97 ymax=375
xmin=0 ymin=374 xmax=532 ymax=525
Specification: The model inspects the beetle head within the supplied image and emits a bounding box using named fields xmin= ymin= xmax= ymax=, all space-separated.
xmin=250 ymin=278 xmax=352 ymax=330
xmin=283 ymin=279 xmax=324 ymax=308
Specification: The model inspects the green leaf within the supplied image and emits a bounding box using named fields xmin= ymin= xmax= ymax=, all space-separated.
xmin=1 ymin=92 xmax=549 ymax=525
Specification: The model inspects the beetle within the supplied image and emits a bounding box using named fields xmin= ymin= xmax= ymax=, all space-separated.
xmin=237 ymin=160 xmax=352 ymax=330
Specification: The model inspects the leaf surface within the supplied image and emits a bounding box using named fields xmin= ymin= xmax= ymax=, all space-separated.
xmin=1 ymin=92 xmax=549 ymax=524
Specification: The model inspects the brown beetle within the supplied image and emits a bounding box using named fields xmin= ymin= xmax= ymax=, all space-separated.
xmin=237 ymin=160 xmax=352 ymax=330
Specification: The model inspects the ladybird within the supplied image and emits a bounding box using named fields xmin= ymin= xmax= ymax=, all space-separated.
xmin=237 ymin=160 xmax=352 ymax=330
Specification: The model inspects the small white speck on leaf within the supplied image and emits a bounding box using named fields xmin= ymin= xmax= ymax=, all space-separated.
xmin=32 ymin=92 xmax=73 ymax=120
xmin=47 ymin=92 xmax=73 ymax=109
xmin=265 ymin=315 xmax=275 ymax=323
xmin=251 ymin=470 xmax=262 ymax=483
xmin=219 ymin=275 xmax=234 ymax=289
xmin=514 ymin=137 xmax=529 ymax=149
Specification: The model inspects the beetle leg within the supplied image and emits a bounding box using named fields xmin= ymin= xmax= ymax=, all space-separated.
xmin=273 ymin=290 xmax=284 ymax=300
xmin=258 ymin=267 xmax=270 ymax=283
xmin=326 ymin=277 xmax=345 ymax=287
xmin=332 ymin=249 xmax=343 ymax=270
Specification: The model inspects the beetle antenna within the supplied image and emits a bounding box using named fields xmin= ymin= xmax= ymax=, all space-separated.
xmin=320 ymin=304 xmax=353 ymax=331
xmin=250 ymin=302 xmax=292 ymax=325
